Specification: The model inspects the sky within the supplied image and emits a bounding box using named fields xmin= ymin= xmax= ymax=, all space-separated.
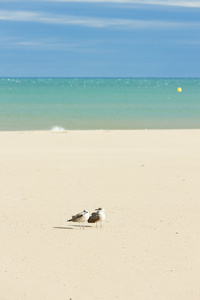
xmin=0 ymin=0 xmax=200 ymax=77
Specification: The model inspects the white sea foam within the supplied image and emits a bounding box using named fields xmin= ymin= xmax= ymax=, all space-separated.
xmin=51 ymin=126 xmax=66 ymax=132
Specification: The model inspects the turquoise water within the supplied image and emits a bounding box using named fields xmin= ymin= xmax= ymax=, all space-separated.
xmin=0 ymin=78 xmax=200 ymax=130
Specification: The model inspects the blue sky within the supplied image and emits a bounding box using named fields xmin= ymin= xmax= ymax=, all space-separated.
xmin=0 ymin=0 xmax=200 ymax=77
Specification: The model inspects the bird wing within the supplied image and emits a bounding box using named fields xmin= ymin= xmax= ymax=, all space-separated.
xmin=88 ymin=212 xmax=100 ymax=223
xmin=67 ymin=211 xmax=84 ymax=222
xmin=72 ymin=212 xmax=84 ymax=221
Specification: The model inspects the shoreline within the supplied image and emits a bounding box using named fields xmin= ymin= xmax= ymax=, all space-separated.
xmin=1 ymin=128 xmax=200 ymax=132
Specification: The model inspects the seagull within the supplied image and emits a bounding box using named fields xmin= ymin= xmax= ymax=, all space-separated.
xmin=67 ymin=210 xmax=89 ymax=229
xmin=88 ymin=208 xmax=106 ymax=227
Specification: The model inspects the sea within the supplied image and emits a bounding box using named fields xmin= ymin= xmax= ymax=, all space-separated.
xmin=0 ymin=77 xmax=200 ymax=131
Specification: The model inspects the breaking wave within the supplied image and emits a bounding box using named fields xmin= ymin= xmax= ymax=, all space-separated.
xmin=51 ymin=126 xmax=66 ymax=132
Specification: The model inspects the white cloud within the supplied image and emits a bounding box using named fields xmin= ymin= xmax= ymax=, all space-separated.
xmin=38 ymin=0 xmax=200 ymax=8
xmin=0 ymin=0 xmax=200 ymax=7
xmin=0 ymin=11 xmax=38 ymax=21
xmin=0 ymin=36 xmax=81 ymax=50
xmin=0 ymin=10 xmax=199 ymax=29
xmin=135 ymin=0 xmax=200 ymax=7
xmin=0 ymin=36 xmax=113 ymax=53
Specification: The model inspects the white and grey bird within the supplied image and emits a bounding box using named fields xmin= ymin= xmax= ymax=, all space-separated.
xmin=67 ymin=210 xmax=89 ymax=229
xmin=88 ymin=208 xmax=106 ymax=227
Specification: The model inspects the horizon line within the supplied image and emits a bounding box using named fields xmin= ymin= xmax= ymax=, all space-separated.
xmin=0 ymin=76 xmax=200 ymax=79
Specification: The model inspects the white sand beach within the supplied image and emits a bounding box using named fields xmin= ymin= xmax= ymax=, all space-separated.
xmin=0 ymin=130 xmax=199 ymax=300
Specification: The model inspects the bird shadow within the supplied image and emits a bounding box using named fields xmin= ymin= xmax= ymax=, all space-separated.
xmin=71 ymin=224 xmax=92 ymax=228
xmin=53 ymin=224 xmax=92 ymax=230
xmin=53 ymin=226 xmax=73 ymax=230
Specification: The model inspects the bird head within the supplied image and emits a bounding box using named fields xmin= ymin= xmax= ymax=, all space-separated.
xmin=95 ymin=207 xmax=104 ymax=212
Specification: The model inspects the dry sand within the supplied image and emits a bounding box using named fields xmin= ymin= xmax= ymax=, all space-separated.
xmin=0 ymin=130 xmax=199 ymax=300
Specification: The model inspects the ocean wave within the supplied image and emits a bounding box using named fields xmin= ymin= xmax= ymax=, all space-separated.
xmin=51 ymin=126 xmax=66 ymax=132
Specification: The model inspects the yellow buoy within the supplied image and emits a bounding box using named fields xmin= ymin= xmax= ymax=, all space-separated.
xmin=177 ymin=87 xmax=182 ymax=92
